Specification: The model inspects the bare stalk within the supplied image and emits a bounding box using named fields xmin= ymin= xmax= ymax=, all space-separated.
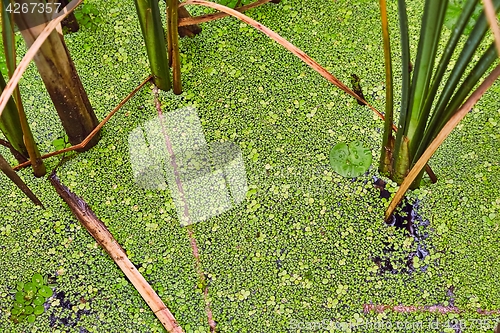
xmin=49 ymin=173 xmax=184 ymax=333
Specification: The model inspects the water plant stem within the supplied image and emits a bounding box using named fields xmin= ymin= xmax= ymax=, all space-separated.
xmin=0 ymin=153 xmax=43 ymax=207
xmin=167 ymin=0 xmax=182 ymax=94
xmin=386 ymin=63 xmax=500 ymax=220
xmin=13 ymin=76 xmax=152 ymax=170
xmin=133 ymin=0 xmax=172 ymax=91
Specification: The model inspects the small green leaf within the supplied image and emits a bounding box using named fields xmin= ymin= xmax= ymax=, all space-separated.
xmin=27 ymin=314 xmax=36 ymax=323
xmin=32 ymin=273 xmax=44 ymax=287
xmin=23 ymin=283 xmax=37 ymax=300
xmin=15 ymin=291 xmax=25 ymax=303
xmin=38 ymin=286 xmax=53 ymax=298
xmin=24 ymin=305 xmax=34 ymax=315
xmin=329 ymin=141 xmax=372 ymax=177
xmin=32 ymin=296 xmax=45 ymax=306
xmin=33 ymin=305 xmax=44 ymax=315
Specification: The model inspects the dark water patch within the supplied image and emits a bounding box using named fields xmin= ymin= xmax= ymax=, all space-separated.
xmin=48 ymin=290 xmax=92 ymax=329
xmin=372 ymin=177 xmax=432 ymax=275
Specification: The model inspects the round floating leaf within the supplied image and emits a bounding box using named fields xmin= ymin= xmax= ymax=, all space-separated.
xmin=24 ymin=305 xmax=34 ymax=315
xmin=38 ymin=286 xmax=53 ymax=298
xmin=34 ymin=305 xmax=44 ymax=315
xmin=32 ymin=274 xmax=44 ymax=287
xmin=23 ymin=282 xmax=37 ymax=299
xmin=16 ymin=282 xmax=24 ymax=292
xmin=329 ymin=141 xmax=372 ymax=178
xmin=27 ymin=314 xmax=36 ymax=323
xmin=32 ymin=296 xmax=45 ymax=306
xmin=11 ymin=308 xmax=20 ymax=315
xmin=15 ymin=291 xmax=25 ymax=303
xmin=13 ymin=302 xmax=24 ymax=309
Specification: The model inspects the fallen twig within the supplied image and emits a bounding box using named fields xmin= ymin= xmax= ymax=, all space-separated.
xmin=13 ymin=75 xmax=152 ymax=170
xmin=49 ymin=172 xmax=184 ymax=333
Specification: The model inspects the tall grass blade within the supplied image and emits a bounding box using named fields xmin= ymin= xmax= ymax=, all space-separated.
xmin=423 ymin=0 xmax=500 ymax=144
xmin=415 ymin=42 xmax=498 ymax=162
xmin=418 ymin=0 xmax=479 ymax=133
xmin=1 ymin=2 xmax=28 ymax=159
xmin=392 ymin=0 xmax=410 ymax=177
xmin=404 ymin=0 xmax=448 ymax=155
xmin=134 ymin=0 xmax=172 ymax=91
xmin=386 ymin=63 xmax=500 ymax=220
xmin=13 ymin=0 xmax=101 ymax=153
xmin=167 ymin=0 xmax=182 ymax=94
xmin=2 ymin=2 xmax=46 ymax=176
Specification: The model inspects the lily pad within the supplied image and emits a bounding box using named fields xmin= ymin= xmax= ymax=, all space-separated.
xmin=329 ymin=141 xmax=372 ymax=178
xmin=32 ymin=296 xmax=45 ymax=306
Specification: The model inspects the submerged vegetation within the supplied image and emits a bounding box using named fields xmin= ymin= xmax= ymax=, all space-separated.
xmin=0 ymin=0 xmax=499 ymax=332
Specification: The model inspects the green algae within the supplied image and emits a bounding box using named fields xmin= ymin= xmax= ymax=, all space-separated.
xmin=0 ymin=0 xmax=499 ymax=332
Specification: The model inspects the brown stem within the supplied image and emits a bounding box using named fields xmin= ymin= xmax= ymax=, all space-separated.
xmin=58 ymin=0 xmax=80 ymax=33
xmin=0 ymin=139 xmax=28 ymax=163
xmin=13 ymin=86 xmax=46 ymax=177
xmin=177 ymin=4 xmax=202 ymax=37
xmin=0 ymin=153 xmax=43 ymax=207
xmin=13 ymin=76 xmax=152 ymax=171
xmin=49 ymin=173 xmax=183 ymax=332
xmin=178 ymin=0 xmax=275 ymax=27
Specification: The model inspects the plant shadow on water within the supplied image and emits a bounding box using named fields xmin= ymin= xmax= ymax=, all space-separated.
xmin=48 ymin=290 xmax=91 ymax=331
xmin=372 ymin=177 xmax=431 ymax=275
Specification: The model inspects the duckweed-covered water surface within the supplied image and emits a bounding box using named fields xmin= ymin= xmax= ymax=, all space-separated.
xmin=0 ymin=0 xmax=499 ymax=332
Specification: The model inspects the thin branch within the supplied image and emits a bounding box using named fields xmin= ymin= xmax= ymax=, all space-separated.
xmin=0 ymin=138 xmax=28 ymax=163
xmin=178 ymin=0 xmax=273 ymax=26
xmin=483 ymin=0 xmax=500 ymax=56
xmin=49 ymin=172 xmax=183 ymax=333
xmin=181 ymin=0 xmax=437 ymax=181
xmin=385 ymin=64 xmax=500 ymax=220
xmin=13 ymin=76 xmax=152 ymax=170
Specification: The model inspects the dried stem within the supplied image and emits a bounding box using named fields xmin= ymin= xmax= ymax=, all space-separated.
xmin=178 ymin=0 xmax=274 ymax=26
xmin=49 ymin=173 xmax=183 ymax=332
xmin=483 ymin=0 xmax=500 ymax=56
xmin=13 ymin=76 xmax=152 ymax=170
